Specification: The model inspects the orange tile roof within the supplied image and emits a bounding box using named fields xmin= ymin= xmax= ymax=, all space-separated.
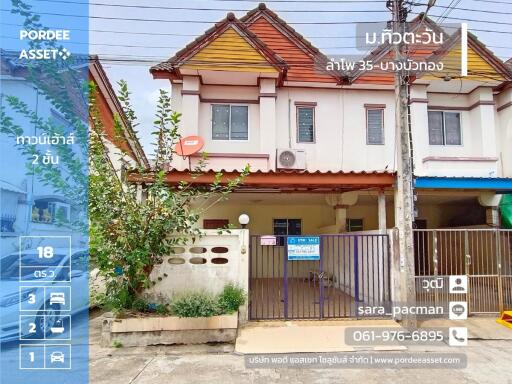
xmin=151 ymin=12 xmax=287 ymax=81
xmin=128 ymin=169 xmax=395 ymax=191
xmin=242 ymin=4 xmax=343 ymax=84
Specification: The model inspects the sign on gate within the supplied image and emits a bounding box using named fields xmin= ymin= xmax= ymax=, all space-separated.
xmin=287 ymin=236 xmax=320 ymax=260
xmin=260 ymin=235 xmax=277 ymax=246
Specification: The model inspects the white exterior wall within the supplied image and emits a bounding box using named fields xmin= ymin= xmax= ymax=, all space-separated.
xmin=497 ymin=89 xmax=512 ymax=177
xmin=146 ymin=229 xmax=250 ymax=321
xmin=170 ymin=77 xmax=510 ymax=177
xmin=411 ymin=85 xmax=502 ymax=178
xmin=172 ymin=76 xmax=397 ymax=173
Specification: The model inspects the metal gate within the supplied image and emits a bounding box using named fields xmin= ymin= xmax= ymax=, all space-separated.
xmin=249 ymin=234 xmax=391 ymax=320
xmin=414 ymin=229 xmax=512 ymax=314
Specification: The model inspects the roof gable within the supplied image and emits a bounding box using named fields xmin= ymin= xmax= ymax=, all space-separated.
xmin=353 ymin=15 xmax=511 ymax=85
xmin=182 ymin=27 xmax=278 ymax=73
xmin=420 ymin=30 xmax=511 ymax=82
xmin=151 ymin=13 xmax=285 ymax=79
xmin=242 ymin=4 xmax=342 ymax=84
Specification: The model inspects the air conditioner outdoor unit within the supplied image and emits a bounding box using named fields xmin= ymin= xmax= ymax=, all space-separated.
xmin=276 ymin=149 xmax=306 ymax=170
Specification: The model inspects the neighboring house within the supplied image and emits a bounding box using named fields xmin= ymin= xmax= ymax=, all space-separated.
xmin=0 ymin=52 xmax=148 ymax=255
xmin=89 ymin=55 xmax=149 ymax=176
xmin=140 ymin=4 xmax=512 ymax=235
xmin=1 ymin=49 xmax=86 ymax=254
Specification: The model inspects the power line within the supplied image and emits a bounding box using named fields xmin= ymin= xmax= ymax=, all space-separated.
xmin=411 ymin=12 xmax=512 ymax=25
xmin=435 ymin=0 xmax=461 ymax=24
xmin=430 ymin=4 xmax=512 ymax=14
xmin=469 ymin=0 xmax=512 ymax=4
xmin=3 ymin=6 xmax=511 ymax=28
xmin=0 ymin=35 xmax=372 ymax=50
xmin=27 ymin=0 xmax=512 ymax=15
xmin=31 ymin=0 xmax=390 ymax=13
xmin=0 ymin=9 xmax=387 ymax=24
xmin=0 ymin=22 xmax=366 ymax=39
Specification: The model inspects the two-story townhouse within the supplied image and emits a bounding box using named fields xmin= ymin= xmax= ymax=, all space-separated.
xmin=138 ymin=4 xmax=512 ymax=235
xmin=128 ymin=4 xmax=512 ymax=317
xmin=144 ymin=5 xmax=399 ymax=237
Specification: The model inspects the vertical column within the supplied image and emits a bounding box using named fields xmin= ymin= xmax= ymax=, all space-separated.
xmin=378 ymin=189 xmax=387 ymax=232
xmin=469 ymin=87 xmax=497 ymax=160
xmin=259 ymin=78 xmax=277 ymax=170
xmin=408 ymin=84 xmax=429 ymax=176
xmin=177 ymin=76 xmax=201 ymax=170
xmin=496 ymin=88 xmax=512 ymax=176
xmin=325 ymin=192 xmax=358 ymax=233
xmin=335 ymin=206 xmax=348 ymax=233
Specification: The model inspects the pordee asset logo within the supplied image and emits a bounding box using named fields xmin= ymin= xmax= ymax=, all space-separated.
xmin=18 ymin=29 xmax=71 ymax=60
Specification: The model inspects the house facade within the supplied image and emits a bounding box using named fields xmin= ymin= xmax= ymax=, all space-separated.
xmin=145 ymin=4 xmax=512 ymax=236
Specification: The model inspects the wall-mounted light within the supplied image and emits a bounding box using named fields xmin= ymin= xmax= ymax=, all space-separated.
xmin=238 ymin=213 xmax=250 ymax=229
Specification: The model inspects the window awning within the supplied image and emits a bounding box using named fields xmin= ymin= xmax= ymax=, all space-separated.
xmin=128 ymin=169 xmax=395 ymax=193
xmin=415 ymin=177 xmax=512 ymax=191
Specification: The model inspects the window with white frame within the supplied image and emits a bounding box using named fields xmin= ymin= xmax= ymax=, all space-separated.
xmin=297 ymin=106 xmax=315 ymax=143
xmin=212 ymin=104 xmax=248 ymax=140
xmin=428 ymin=111 xmax=462 ymax=145
xmin=366 ymin=108 xmax=384 ymax=145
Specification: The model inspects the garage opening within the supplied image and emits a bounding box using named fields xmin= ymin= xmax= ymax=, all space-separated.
xmin=249 ymin=234 xmax=391 ymax=320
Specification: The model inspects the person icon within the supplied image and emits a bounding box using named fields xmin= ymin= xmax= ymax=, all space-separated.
xmin=449 ymin=275 xmax=468 ymax=294
xmin=452 ymin=278 xmax=465 ymax=291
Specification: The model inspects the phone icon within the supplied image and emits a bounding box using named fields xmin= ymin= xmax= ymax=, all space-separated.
xmin=449 ymin=327 xmax=468 ymax=346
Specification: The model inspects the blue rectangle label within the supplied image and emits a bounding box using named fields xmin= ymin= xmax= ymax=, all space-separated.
xmin=287 ymin=236 xmax=321 ymax=260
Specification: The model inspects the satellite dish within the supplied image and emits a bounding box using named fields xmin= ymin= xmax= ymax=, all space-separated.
xmin=174 ymin=135 xmax=204 ymax=157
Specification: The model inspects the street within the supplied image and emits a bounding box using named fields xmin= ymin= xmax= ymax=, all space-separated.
xmin=88 ymin=314 xmax=512 ymax=384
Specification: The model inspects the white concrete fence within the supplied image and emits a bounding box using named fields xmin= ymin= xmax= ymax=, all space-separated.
xmin=146 ymin=229 xmax=250 ymax=322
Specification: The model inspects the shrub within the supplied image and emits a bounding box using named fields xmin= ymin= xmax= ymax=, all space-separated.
xmin=155 ymin=303 xmax=170 ymax=315
xmin=170 ymin=292 xmax=220 ymax=318
xmin=131 ymin=297 xmax=148 ymax=313
xmin=217 ymin=283 xmax=246 ymax=314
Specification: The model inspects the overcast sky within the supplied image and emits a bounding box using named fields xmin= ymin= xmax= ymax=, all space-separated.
xmin=4 ymin=0 xmax=512 ymax=157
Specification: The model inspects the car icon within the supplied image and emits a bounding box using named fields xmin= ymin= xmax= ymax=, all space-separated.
xmin=50 ymin=351 xmax=65 ymax=364
xmin=49 ymin=292 xmax=66 ymax=306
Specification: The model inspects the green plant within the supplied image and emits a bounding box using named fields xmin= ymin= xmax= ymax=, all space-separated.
xmin=155 ymin=303 xmax=170 ymax=315
xmin=112 ymin=340 xmax=123 ymax=348
xmin=131 ymin=298 xmax=148 ymax=313
xmin=170 ymin=292 xmax=220 ymax=318
xmin=88 ymin=83 xmax=249 ymax=312
xmin=1 ymin=2 xmax=248 ymax=315
xmin=217 ymin=283 xmax=246 ymax=314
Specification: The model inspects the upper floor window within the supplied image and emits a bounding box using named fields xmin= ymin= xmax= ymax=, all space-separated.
xmin=428 ymin=111 xmax=461 ymax=145
xmin=212 ymin=104 xmax=248 ymax=141
xmin=366 ymin=108 xmax=384 ymax=145
xmin=297 ymin=106 xmax=315 ymax=143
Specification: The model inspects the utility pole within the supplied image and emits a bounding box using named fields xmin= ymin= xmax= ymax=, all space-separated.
xmin=388 ymin=0 xmax=417 ymax=329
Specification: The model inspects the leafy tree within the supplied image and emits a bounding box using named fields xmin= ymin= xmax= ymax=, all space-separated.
xmin=3 ymin=0 xmax=249 ymax=312
xmin=89 ymin=81 xmax=248 ymax=311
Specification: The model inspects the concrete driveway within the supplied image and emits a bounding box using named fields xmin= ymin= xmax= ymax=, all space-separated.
xmin=89 ymin=314 xmax=512 ymax=384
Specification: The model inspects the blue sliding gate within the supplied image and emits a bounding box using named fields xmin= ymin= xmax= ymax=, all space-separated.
xmin=249 ymin=234 xmax=391 ymax=320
